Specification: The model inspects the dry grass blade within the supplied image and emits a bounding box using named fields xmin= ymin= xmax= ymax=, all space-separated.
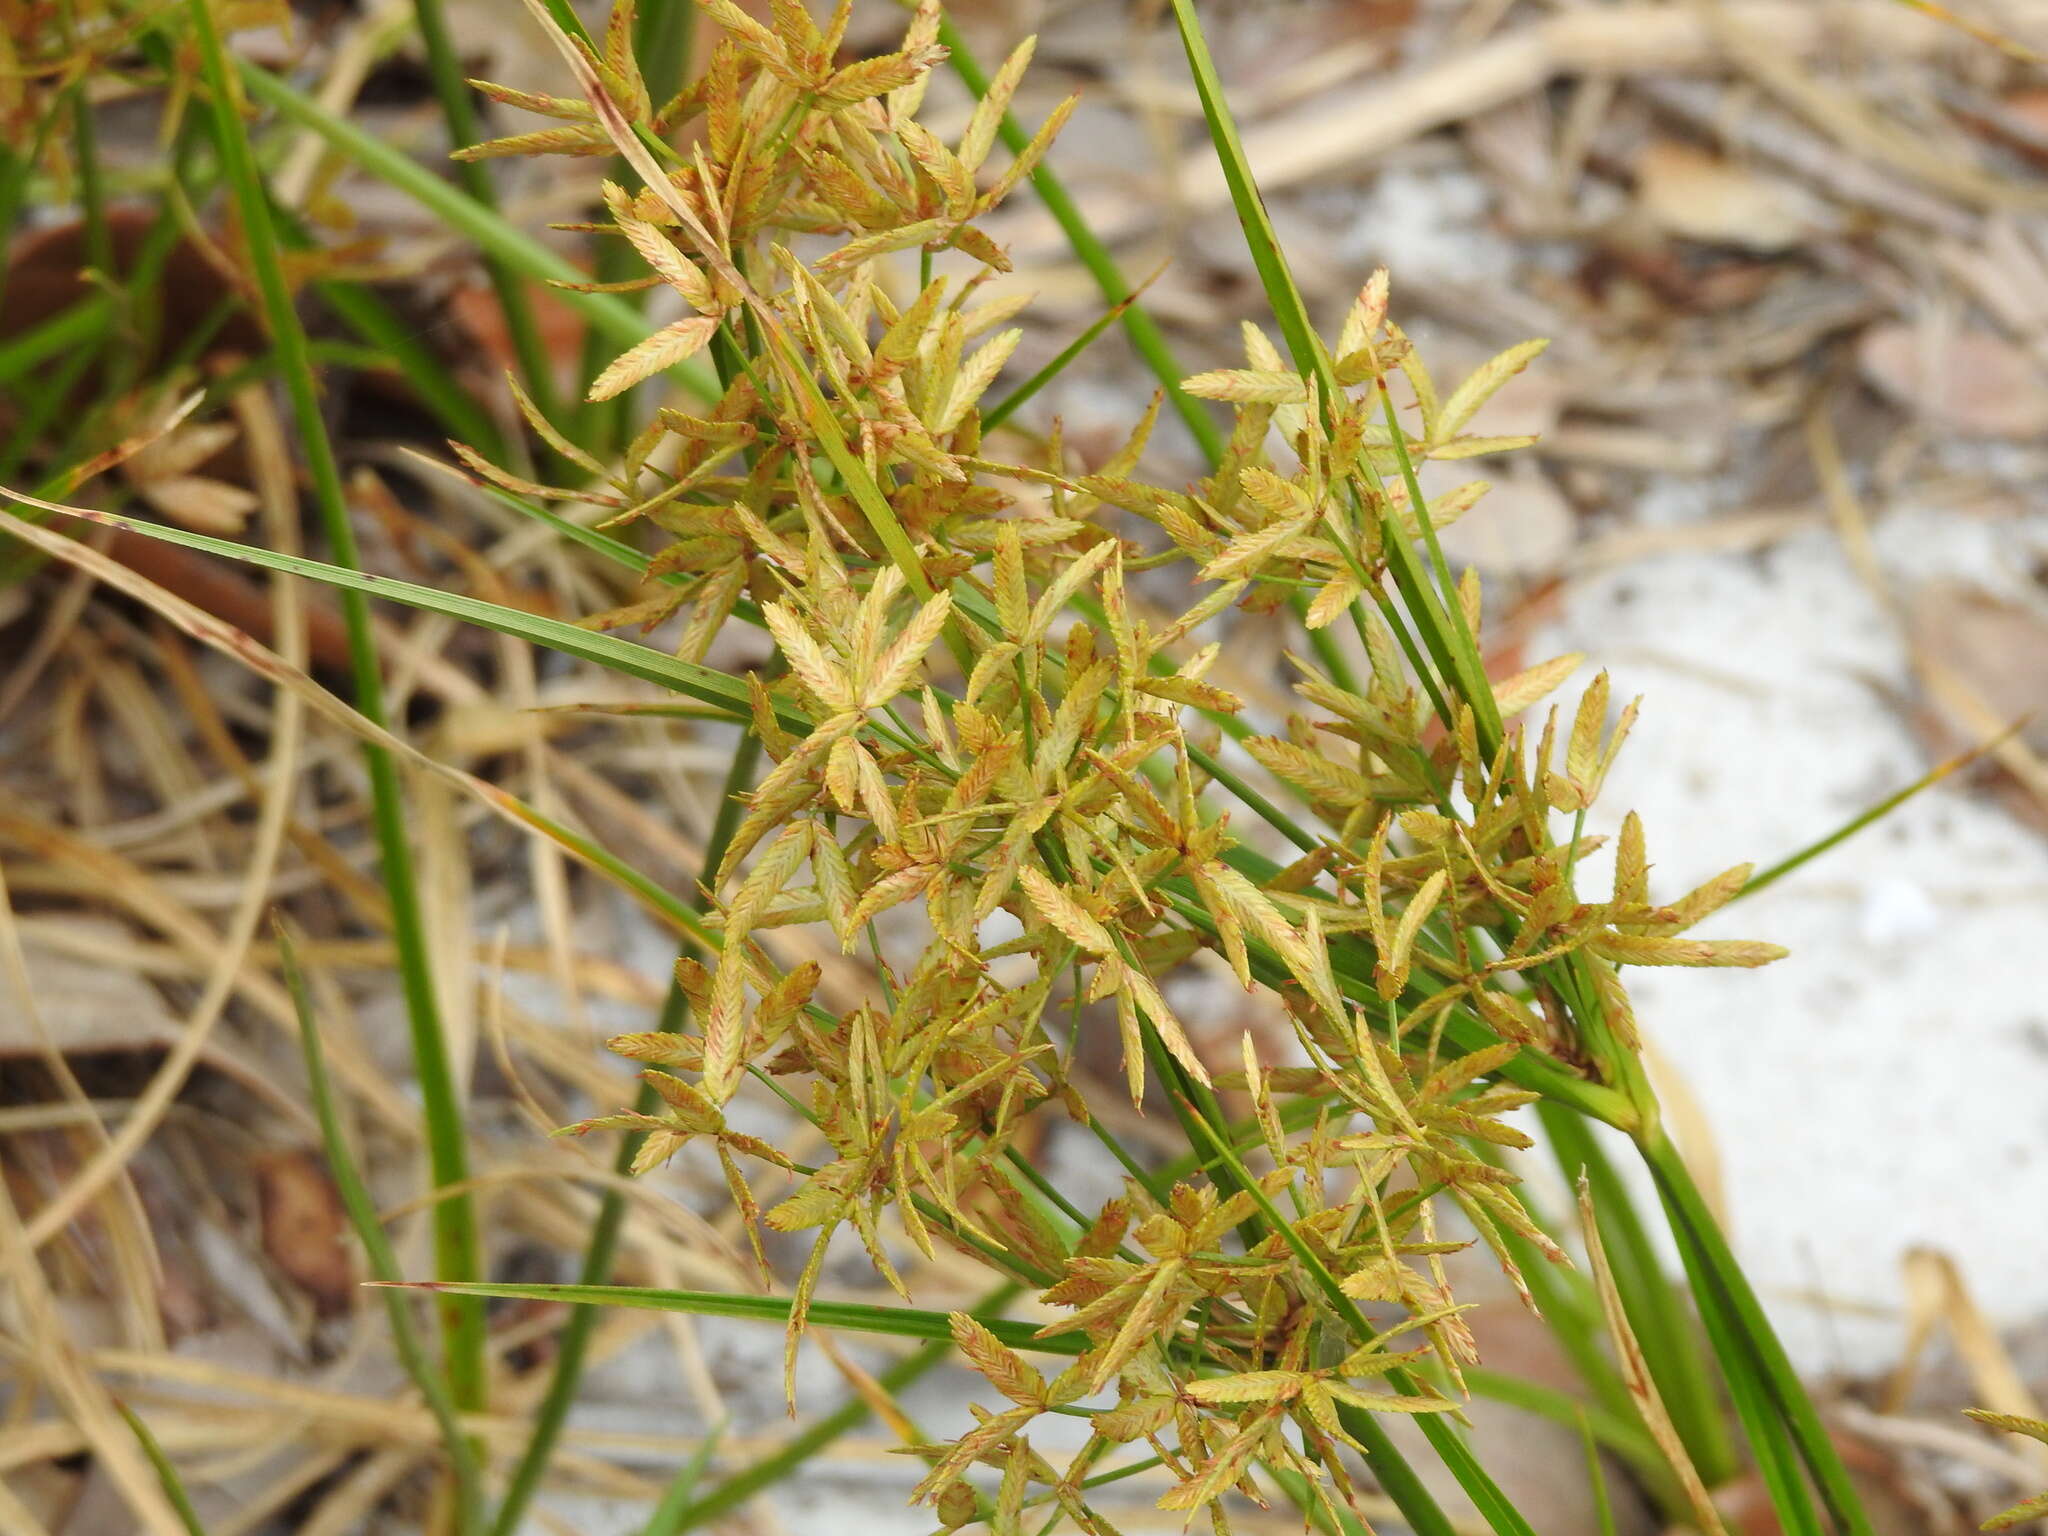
xmin=0 ymin=1175 xmax=191 ymax=1535
xmin=276 ymin=918 xmax=485 ymax=1534
xmin=0 ymin=506 xmax=720 ymax=951
xmin=1577 ymin=1174 xmax=1731 ymax=1536
xmin=10 ymin=388 xmax=304 ymax=1254
xmin=1887 ymin=1248 xmax=2048 ymax=1476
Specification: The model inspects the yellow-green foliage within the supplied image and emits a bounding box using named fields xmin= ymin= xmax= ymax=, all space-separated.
xmin=470 ymin=1 xmax=1787 ymax=1527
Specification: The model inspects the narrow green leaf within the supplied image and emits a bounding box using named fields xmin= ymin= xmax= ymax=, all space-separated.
xmin=1740 ymin=724 xmax=2021 ymax=900
xmin=1581 ymin=1409 xmax=1621 ymax=1536
xmin=1465 ymin=1370 xmax=1672 ymax=1502
xmin=0 ymin=293 xmax=113 ymax=387
xmin=982 ymin=277 xmax=1156 ymax=432
xmin=662 ymin=1283 xmax=1022 ymax=1533
xmin=6 ymin=495 xmax=806 ymax=732
xmin=410 ymin=0 xmax=563 ymax=428
xmin=641 ymin=1424 xmax=724 ymax=1536
xmin=278 ymin=921 xmax=484 ymax=1534
xmin=375 ymin=1280 xmax=1091 ymax=1356
xmin=938 ymin=19 xmax=1224 ymax=463
xmin=1179 ymin=1105 xmax=1531 ymax=1536
xmin=1162 ymin=0 xmax=1495 ymax=757
xmin=1646 ymin=1135 xmax=1876 ymax=1536
xmin=183 ymin=0 xmax=485 ymax=1415
xmin=488 ymin=734 xmax=762 ymax=1536
xmin=116 ymin=1404 xmax=212 ymax=1536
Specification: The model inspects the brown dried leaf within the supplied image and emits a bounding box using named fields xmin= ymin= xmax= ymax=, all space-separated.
xmin=254 ymin=1151 xmax=352 ymax=1316
xmin=1636 ymin=139 xmax=1812 ymax=253
xmin=1858 ymin=323 xmax=2048 ymax=438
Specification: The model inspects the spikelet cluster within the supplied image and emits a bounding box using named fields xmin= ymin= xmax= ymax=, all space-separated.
xmin=470 ymin=4 xmax=1785 ymax=1527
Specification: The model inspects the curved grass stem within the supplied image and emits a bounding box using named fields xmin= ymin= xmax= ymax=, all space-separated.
xmin=280 ymin=922 xmax=484 ymax=1535
xmin=487 ymin=731 xmax=762 ymax=1536
xmin=1644 ymin=1131 xmax=1876 ymax=1536
xmin=183 ymin=0 xmax=486 ymax=1429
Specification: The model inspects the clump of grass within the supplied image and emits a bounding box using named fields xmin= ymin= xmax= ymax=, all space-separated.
xmin=5 ymin=1 xmax=1945 ymax=1532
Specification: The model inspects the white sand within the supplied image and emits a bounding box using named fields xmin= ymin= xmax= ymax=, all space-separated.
xmin=1534 ymin=521 xmax=2048 ymax=1377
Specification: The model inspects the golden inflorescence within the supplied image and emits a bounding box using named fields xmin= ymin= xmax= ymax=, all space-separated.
xmin=471 ymin=2 xmax=1785 ymax=1527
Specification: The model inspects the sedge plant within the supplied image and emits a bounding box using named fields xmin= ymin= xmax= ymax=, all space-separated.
xmin=6 ymin=0 xmax=1957 ymax=1532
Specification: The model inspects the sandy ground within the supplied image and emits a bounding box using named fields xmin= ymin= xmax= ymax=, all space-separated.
xmin=1548 ymin=515 xmax=2048 ymax=1378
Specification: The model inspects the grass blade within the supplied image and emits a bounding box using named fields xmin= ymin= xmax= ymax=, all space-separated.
xmin=1161 ymin=0 xmax=1492 ymax=753
xmin=641 ymin=1423 xmax=723 ymax=1536
xmin=662 ymin=1284 xmax=1023 ymax=1534
xmin=1646 ymin=1134 xmax=1875 ymax=1536
xmin=1740 ymin=724 xmax=2021 ymax=899
xmin=1696 ymin=1274 xmax=1826 ymax=1536
xmin=411 ymin=0 xmax=563 ymax=426
xmin=1178 ymin=1102 xmax=1530 ymax=1536
xmin=982 ymin=275 xmax=1158 ymax=432
xmin=312 ymin=273 xmax=505 ymax=455
xmin=1464 ymin=1369 xmax=1675 ymax=1503
xmin=277 ymin=920 xmax=484 ymax=1534
xmin=486 ymin=731 xmax=761 ymax=1536
xmin=376 ymin=1280 xmax=1092 ymax=1355
xmin=0 ymin=293 xmax=113 ymax=388
xmin=1582 ymin=1409 xmax=1621 ymax=1536
xmin=117 ymin=1404 xmax=212 ymax=1536
xmin=183 ymin=0 xmax=485 ymax=1413
xmin=3 ymin=492 xmax=804 ymax=731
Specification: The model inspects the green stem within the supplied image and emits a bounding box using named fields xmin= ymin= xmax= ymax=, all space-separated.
xmin=1739 ymin=728 xmax=2015 ymax=900
xmin=0 ymin=294 xmax=112 ymax=389
xmin=1464 ymin=1368 xmax=1676 ymax=1504
xmin=231 ymin=58 xmax=718 ymax=402
xmin=1161 ymin=0 xmax=1489 ymax=762
xmin=635 ymin=0 xmax=695 ymax=110
xmin=640 ymin=1430 xmax=722 ymax=1536
xmin=982 ymin=291 xmax=1138 ymax=432
xmin=184 ymin=0 xmax=485 ymax=1419
xmin=386 ymin=1280 xmax=1087 ymax=1353
xmin=118 ymin=1404 xmax=213 ymax=1536
xmin=1541 ymin=1102 xmax=1737 ymax=1485
xmin=313 ymin=273 xmax=506 ymax=455
xmin=1685 ymin=1238 xmax=1825 ymax=1536
xmin=486 ymin=730 xmax=761 ymax=1536
xmin=1179 ymin=1108 xmax=1533 ymax=1536
xmin=280 ymin=924 xmax=484 ymax=1534
xmin=1643 ymin=1132 xmax=1874 ymax=1536
xmin=70 ymin=86 xmax=114 ymax=278
xmin=664 ymin=1285 xmax=1021 ymax=1533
